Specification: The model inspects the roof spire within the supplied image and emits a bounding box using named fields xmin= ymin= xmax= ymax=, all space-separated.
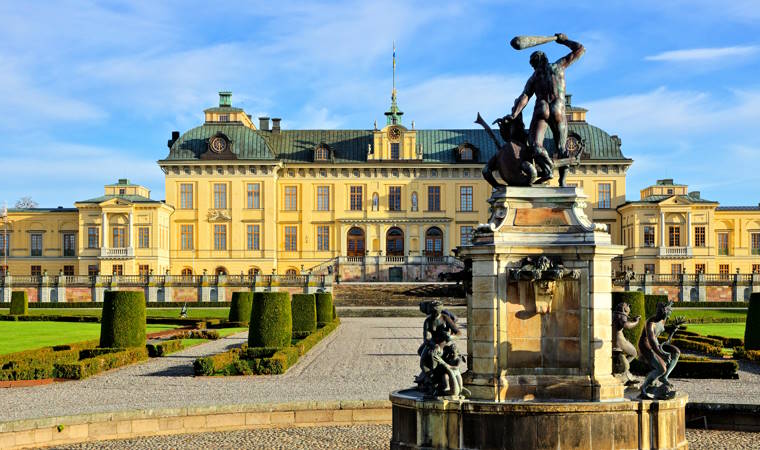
xmin=385 ymin=41 xmax=403 ymax=125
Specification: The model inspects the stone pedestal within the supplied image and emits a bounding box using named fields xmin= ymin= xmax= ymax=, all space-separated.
xmin=391 ymin=186 xmax=687 ymax=449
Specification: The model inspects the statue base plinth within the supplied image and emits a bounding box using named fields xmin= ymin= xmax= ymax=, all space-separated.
xmin=390 ymin=389 xmax=688 ymax=450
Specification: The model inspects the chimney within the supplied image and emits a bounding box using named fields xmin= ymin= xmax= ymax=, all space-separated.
xmin=167 ymin=130 xmax=180 ymax=148
xmin=259 ymin=117 xmax=270 ymax=131
xmin=271 ymin=118 xmax=281 ymax=134
xmin=219 ymin=91 xmax=232 ymax=107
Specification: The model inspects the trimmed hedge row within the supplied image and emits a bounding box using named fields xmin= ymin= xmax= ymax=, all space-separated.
xmin=0 ymin=341 xmax=98 ymax=381
xmin=733 ymin=346 xmax=760 ymax=362
xmin=631 ymin=355 xmax=738 ymax=379
xmin=670 ymin=337 xmax=724 ymax=357
xmin=193 ymin=348 xmax=242 ymax=376
xmin=316 ymin=293 xmax=333 ymax=327
xmin=707 ymin=335 xmax=743 ymax=348
xmin=55 ymin=347 xmax=148 ymax=380
xmin=292 ymin=294 xmax=317 ymax=335
xmin=25 ymin=301 xmax=234 ymax=308
xmin=10 ymin=291 xmax=29 ymax=315
xmin=249 ymin=292 xmax=291 ymax=348
xmin=146 ymin=339 xmax=183 ymax=357
xmin=228 ymin=292 xmax=252 ymax=324
xmin=745 ymin=293 xmax=760 ymax=350
xmin=0 ymin=315 xmax=100 ymax=322
xmin=100 ymin=291 xmax=146 ymax=348
xmin=612 ymin=292 xmax=645 ymax=347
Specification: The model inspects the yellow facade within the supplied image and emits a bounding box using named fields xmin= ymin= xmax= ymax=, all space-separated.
xmin=619 ymin=179 xmax=760 ymax=274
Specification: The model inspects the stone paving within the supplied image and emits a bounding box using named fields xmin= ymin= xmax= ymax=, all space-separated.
xmin=0 ymin=316 xmax=758 ymax=423
xmin=43 ymin=426 xmax=760 ymax=449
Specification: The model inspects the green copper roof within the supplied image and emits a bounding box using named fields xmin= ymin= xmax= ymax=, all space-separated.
xmin=76 ymin=194 xmax=161 ymax=204
xmin=164 ymin=121 xmax=627 ymax=163
xmin=167 ymin=124 xmax=276 ymax=160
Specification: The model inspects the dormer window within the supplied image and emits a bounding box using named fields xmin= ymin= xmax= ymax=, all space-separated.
xmin=455 ymin=143 xmax=478 ymax=162
xmin=314 ymin=145 xmax=329 ymax=161
xmin=461 ymin=147 xmax=473 ymax=161
xmin=119 ymin=188 xmax=126 ymax=195
xmin=218 ymin=114 xmax=229 ymax=122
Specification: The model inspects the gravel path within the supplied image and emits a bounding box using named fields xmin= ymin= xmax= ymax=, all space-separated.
xmin=0 ymin=317 xmax=463 ymax=422
xmin=42 ymin=426 xmax=760 ymax=449
xmin=1 ymin=315 xmax=758 ymax=424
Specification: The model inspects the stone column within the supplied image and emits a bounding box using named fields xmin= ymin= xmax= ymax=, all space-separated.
xmin=686 ymin=211 xmax=691 ymax=248
xmin=697 ymin=273 xmax=707 ymax=301
xmin=55 ymin=273 xmax=66 ymax=303
xmin=200 ymin=273 xmax=211 ymax=302
xmin=678 ymin=272 xmax=687 ymax=302
xmin=732 ymin=272 xmax=742 ymax=302
xmin=643 ymin=273 xmax=653 ymax=295
xmin=39 ymin=272 xmax=51 ymax=302
xmin=92 ymin=275 xmax=107 ymax=303
xmin=101 ymin=212 xmax=107 ymax=250
xmin=752 ymin=273 xmax=760 ymax=295
xmin=146 ymin=273 xmax=159 ymax=302
xmin=1 ymin=275 xmax=11 ymax=303
xmin=660 ymin=211 xmax=665 ymax=249
xmin=128 ymin=212 xmax=134 ymax=249
xmin=216 ymin=274 xmax=227 ymax=302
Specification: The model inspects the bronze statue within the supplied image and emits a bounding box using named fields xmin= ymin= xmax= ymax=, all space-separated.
xmin=612 ymin=302 xmax=640 ymax=386
xmin=478 ymin=33 xmax=584 ymax=188
xmin=415 ymin=300 xmax=470 ymax=398
xmin=638 ymin=301 xmax=683 ymax=400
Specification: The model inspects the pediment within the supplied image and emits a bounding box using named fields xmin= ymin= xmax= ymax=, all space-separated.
xmin=659 ymin=196 xmax=691 ymax=206
xmin=100 ymin=198 xmax=132 ymax=207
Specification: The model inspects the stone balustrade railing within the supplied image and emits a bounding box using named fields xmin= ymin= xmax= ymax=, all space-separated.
xmin=613 ymin=272 xmax=760 ymax=302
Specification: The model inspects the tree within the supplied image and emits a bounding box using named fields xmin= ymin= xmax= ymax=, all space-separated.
xmin=15 ymin=197 xmax=38 ymax=209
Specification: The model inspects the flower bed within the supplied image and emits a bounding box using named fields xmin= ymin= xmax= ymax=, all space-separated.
xmin=194 ymin=319 xmax=339 ymax=376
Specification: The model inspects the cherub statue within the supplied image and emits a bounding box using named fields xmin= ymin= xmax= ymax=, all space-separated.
xmin=415 ymin=301 xmax=468 ymax=398
xmin=638 ymin=301 xmax=683 ymax=400
xmin=612 ymin=302 xmax=640 ymax=386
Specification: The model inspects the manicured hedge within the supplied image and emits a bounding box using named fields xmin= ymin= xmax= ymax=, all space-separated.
xmin=146 ymin=339 xmax=183 ymax=357
xmin=644 ymin=294 xmax=669 ymax=319
xmin=745 ymin=293 xmax=760 ymax=350
xmin=100 ymin=291 xmax=146 ymax=348
xmin=10 ymin=291 xmax=28 ymax=315
xmin=249 ymin=292 xmax=292 ymax=348
xmin=733 ymin=346 xmax=760 ymax=362
xmin=0 ymin=315 xmax=100 ymax=322
xmin=315 ymin=293 xmax=334 ymax=327
xmin=708 ymin=335 xmax=743 ymax=348
xmin=670 ymin=337 xmax=723 ymax=357
xmin=0 ymin=347 xmax=81 ymax=381
xmin=291 ymin=294 xmax=317 ymax=335
xmin=612 ymin=291 xmax=645 ymax=347
xmin=193 ymin=348 xmax=242 ymax=376
xmin=632 ymin=355 xmax=737 ymax=379
xmin=54 ymin=347 xmax=148 ymax=380
xmin=228 ymin=292 xmax=253 ymax=324
xmin=671 ymin=301 xmax=749 ymax=308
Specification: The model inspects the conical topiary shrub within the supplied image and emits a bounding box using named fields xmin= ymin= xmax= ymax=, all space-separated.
xmin=315 ymin=292 xmax=334 ymax=327
xmin=100 ymin=291 xmax=146 ymax=348
xmin=228 ymin=291 xmax=253 ymax=324
xmin=292 ymin=294 xmax=317 ymax=336
xmin=249 ymin=292 xmax=292 ymax=348
xmin=611 ymin=291 xmax=646 ymax=347
xmin=745 ymin=293 xmax=760 ymax=350
xmin=10 ymin=291 xmax=28 ymax=316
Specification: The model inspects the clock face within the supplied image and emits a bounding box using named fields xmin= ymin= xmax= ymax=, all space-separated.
xmin=565 ymin=135 xmax=582 ymax=156
xmin=210 ymin=136 xmax=227 ymax=153
xmin=389 ymin=127 xmax=401 ymax=140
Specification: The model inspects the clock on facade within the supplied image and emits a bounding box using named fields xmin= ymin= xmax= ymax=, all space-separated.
xmin=210 ymin=136 xmax=227 ymax=153
xmin=389 ymin=126 xmax=401 ymax=140
xmin=565 ymin=135 xmax=583 ymax=157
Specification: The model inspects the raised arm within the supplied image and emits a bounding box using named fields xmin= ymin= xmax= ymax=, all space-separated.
xmin=554 ymin=33 xmax=585 ymax=69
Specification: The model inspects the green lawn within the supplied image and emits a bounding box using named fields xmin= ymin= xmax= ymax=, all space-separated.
xmin=672 ymin=308 xmax=747 ymax=322
xmin=0 ymin=322 xmax=179 ymax=355
xmin=0 ymin=307 xmax=230 ymax=319
xmin=686 ymin=323 xmax=746 ymax=340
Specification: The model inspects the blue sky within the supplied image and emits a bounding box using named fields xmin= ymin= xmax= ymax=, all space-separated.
xmin=1 ymin=0 xmax=759 ymax=207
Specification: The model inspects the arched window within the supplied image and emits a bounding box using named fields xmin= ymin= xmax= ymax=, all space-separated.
xmin=285 ymin=268 xmax=298 ymax=276
xmin=460 ymin=147 xmax=473 ymax=161
xmin=425 ymin=227 xmax=443 ymax=257
xmin=386 ymin=227 xmax=404 ymax=256
xmin=347 ymin=227 xmax=365 ymax=257
xmin=411 ymin=192 xmax=418 ymax=212
xmin=181 ymin=267 xmax=193 ymax=276
xmin=314 ymin=145 xmax=329 ymax=161
xmin=248 ymin=267 xmax=260 ymax=276
xmin=215 ymin=266 xmax=227 ymax=276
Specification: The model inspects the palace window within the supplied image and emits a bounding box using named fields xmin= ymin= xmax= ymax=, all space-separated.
xmin=180 ymin=184 xmax=194 ymax=209
xmin=694 ymin=226 xmax=706 ymax=247
xmin=644 ymin=264 xmax=655 ymax=274
xmin=668 ymin=226 xmax=680 ymax=247
xmin=0 ymin=233 xmax=7 ymax=257
xmin=317 ymin=186 xmax=330 ymax=211
xmin=315 ymin=145 xmax=329 ymax=161
xmin=181 ymin=268 xmax=193 ymax=276
xmin=284 ymin=186 xmax=298 ymax=210
xmin=31 ymin=233 xmax=43 ymax=257
xmin=350 ymin=186 xmax=363 ymax=211
xmin=213 ymin=183 xmax=227 ymax=209
xmin=63 ymin=265 xmax=75 ymax=276
xmin=388 ymin=186 xmax=402 ymax=211
xmin=425 ymin=227 xmax=443 ymax=257
xmin=390 ymin=143 xmax=400 ymax=160
xmin=460 ymin=226 xmax=473 ymax=247
xmin=31 ymin=265 xmax=42 ymax=276
xmin=119 ymin=188 xmax=126 ymax=195
xmin=671 ymin=264 xmax=682 ymax=275
xmin=751 ymin=233 xmax=760 ymax=255
xmin=247 ymin=183 xmax=261 ymax=209
xmin=597 ymin=183 xmax=611 ymax=209
xmin=643 ymin=226 xmax=655 ymax=247
xmin=139 ymin=265 xmax=149 ymax=276
xmin=460 ymin=186 xmax=473 ymax=211
xmin=460 ymin=147 xmax=473 ymax=161
xmin=87 ymin=227 xmax=99 ymax=248
xmin=695 ymin=263 xmax=705 ymax=274
xmin=317 ymin=226 xmax=330 ymax=251
xmin=63 ymin=233 xmax=76 ymax=257
xmin=428 ymin=186 xmax=441 ymax=211
xmin=181 ymin=225 xmax=194 ymax=250
xmin=753 ymin=264 xmax=760 ymax=274
xmin=213 ymin=224 xmax=227 ymax=250
xmin=112 ymin=227 xmax=126 ymax=248
xmin=247 ymin=225 xmax=260 ymax=250
xmin=717 ymin=232 xmax=729 ymax=255
xmin=138 ymin=227 xmax=150 ymax=249
xmin=719 ymin=264 xmax=730 ymax=280
xmin=285 ymin=226 xmax=297 ymax=251
xmin=88 ymin=265 xmax=98 ymax=277
xmin=248 ymin=267 xmax=260 ymax=276
xmin=112 ymin=265 xmax=123 ymax=276
xmin=285 ymin=268 xmax=298 ymax=276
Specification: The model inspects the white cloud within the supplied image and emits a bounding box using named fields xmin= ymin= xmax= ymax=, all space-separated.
xmin=645 ymin=46 xmax=758 ymax=62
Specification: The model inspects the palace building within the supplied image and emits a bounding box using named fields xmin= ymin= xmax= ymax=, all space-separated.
xmin=2 ymin=87 xmax=756 ymax=280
